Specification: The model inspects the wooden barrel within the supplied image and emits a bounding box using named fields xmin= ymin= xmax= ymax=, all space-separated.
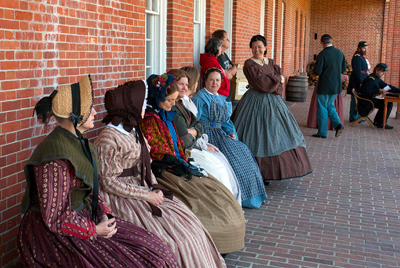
xmin=285 ymin=75 xmax=308 ymax=102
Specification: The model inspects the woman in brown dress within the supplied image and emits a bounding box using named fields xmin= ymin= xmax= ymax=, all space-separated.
xmin=231 ymin=35 xmax=312 ymax=181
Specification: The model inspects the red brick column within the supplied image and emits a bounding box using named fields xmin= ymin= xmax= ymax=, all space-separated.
xmin=381 ymin=0 xmax=400 ymax=87
xmin=231 ymin=0 xmax=262 ymax=64
xmin=166 ymin=0 xmax=194 ymax=70
xmin=205 ymin=0 xmax=225 ymax=40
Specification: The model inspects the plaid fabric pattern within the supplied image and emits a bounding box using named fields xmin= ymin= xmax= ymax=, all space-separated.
xmin=200 ymin=99 xmax=267 ymax=209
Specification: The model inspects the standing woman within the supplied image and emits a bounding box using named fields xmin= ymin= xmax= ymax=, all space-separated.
xmin=95 ymin=79 xmax=226 ymax=268
xmin=231 ymin=35 xmax=312 ymax=181
xmin=192 ymin=68 xmax=267 ymax=209
xmin=139 ymin=73 xmax=245 ymax=255
xmin=18 ymin=75 xmax=179 ymax=267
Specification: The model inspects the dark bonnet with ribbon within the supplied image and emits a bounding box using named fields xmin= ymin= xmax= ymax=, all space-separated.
xmin=102 ymin=80 xmax=173 ymax=217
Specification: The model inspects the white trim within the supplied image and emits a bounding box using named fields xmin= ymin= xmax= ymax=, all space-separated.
xmin=224 ymin=0 xmax=233 ymax=58
xmin=193 ymin=0 xmax=206 ymax=71
xmin=260 ymin=0 xmax=265 ymax=35
xmin=145 ymin=10 xmax=160 ymax=15
xmin=271 ymin=0 xmax=276 ymax=59
xmin=145 ymin=0 xmax=166 ymax=78
xmin=280 ymin=2 xmax=284 ymax=66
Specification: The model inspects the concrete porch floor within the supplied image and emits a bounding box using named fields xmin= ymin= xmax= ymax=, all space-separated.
xmin=226 ymin=89 xmax=400 ymax=268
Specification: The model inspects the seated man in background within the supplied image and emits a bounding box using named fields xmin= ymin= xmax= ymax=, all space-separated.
xmin=359 ymin=63 xmax=400 ymax=129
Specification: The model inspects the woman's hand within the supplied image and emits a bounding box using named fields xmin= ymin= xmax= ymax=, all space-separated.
xmin=228 ymin=133 xmax=236 ymax=139
xmin=96 ymin=215 xmax=117 ymax=238
xmin=187 ymin=128 xmax=198 ymax=137
xmin=146 ymin=190 xmax=164 ymax=206
xmin=206 ymin=144 xmax=218 ymax=153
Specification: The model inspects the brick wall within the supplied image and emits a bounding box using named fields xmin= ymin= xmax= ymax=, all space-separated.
xmin=309 ymin=0 xmax=385 ymax=76
xmin=0 ymin=0 xmax=147 ymax=266
xmin=230 ymin=0 xmax=262 ymax=64
xmin=381 ymin=0 xmax=400 ymax=87
xmin=166 ymin=0 xmax=194 ymax=70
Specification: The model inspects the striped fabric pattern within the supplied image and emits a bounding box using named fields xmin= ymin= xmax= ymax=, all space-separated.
xmin=95 ymin=126 xmax=226 ymax=268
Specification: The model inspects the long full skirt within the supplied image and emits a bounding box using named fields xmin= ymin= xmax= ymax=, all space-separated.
xmin=156 ymin=171 xmax=245 ymax=254
xmin=231 ymin=88 xmax=312 ymax=181
xmin=101 ymin=190 xmax=226 ymax=268
xmin=200 ymin=120 xmax=267 ymax=209
xmin=190 ymin=148 xmax=241 ymax=203
xmin=18 ymin=209 xmax=179 ymax=268
xmin=307 ymin=85 xmax=343 ymax=130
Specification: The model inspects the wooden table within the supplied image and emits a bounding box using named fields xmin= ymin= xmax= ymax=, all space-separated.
xmin=383 ymin=92 xmax=400 ymax=130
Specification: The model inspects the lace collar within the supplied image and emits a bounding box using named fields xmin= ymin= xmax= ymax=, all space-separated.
xmin=250 ymin=57 xmax=269 ymax=66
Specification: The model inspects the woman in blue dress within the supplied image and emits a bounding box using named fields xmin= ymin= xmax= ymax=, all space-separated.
xmin=192 ymin=68 xmax=267 ymax=209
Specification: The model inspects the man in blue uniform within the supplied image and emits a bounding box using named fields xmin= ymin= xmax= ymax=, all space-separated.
xmin=313 ymin=34 xmax=347 ymax=138
xmin=348 ymin=41 xmax=369 ymax=122
xmin=359 ymin=63 xmax=400 ymax=129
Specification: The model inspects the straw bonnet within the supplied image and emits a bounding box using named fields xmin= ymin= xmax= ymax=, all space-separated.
xmin=52 ymin=74 xmax=93 ymax=126
xmin=34 ymin=74 xmax=93 ymax=126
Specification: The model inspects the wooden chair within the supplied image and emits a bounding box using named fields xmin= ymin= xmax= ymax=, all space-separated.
xmin=352 ymin=88 xmax=375 ymax=128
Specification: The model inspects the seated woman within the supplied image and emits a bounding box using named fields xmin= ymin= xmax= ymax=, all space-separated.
xmin=18 ymin=75 xmax=179 ymax=268
xmin=191 ymin=68 xmax=267 ymax=209
xmin=231 ymin=35 xmax=312 ymax=181
xmin=94 ymin=79 xmax=226 ymax=268
xmin=169 ymin=68 xmax=241 ymax=203
xmin=200 ymin=37 xmax=232 ymax=114
xmin=139 ymin=73 xmax=245 ymax=255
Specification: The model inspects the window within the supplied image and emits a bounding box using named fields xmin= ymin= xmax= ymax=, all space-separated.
xmin=145 ymin=0 xmax=166 ymax=78
xmin=224 ymin=0 xmax=233 ymax=58
xmin=260 ymin=0 xmax=265 ymax=35
xmin=193 ymin=0 xmax=205 ymax=70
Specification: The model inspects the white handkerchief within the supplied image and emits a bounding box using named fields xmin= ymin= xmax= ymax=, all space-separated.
xmin=384 ymin=85 xmax=391 ymax=91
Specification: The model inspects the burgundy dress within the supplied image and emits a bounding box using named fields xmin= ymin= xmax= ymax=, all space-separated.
xmin=18 ymin=159 xmax=180 ymax=268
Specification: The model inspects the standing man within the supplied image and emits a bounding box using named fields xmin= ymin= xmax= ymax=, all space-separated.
xmin=358 ymin=63 xmax=400 ymax=129
xmin=313 ymin=34 xmax=347 ymax=138
xmin=347 ymin=41 xmax=369 ymax=122
xmin=212 ymin=30 xmax=237 ymax=113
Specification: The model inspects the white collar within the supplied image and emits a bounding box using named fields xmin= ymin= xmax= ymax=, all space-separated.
xmin=182 ymin=95 xmax=191 ymax=102
xmin=107 ymin=123 xmax=132 ymax=135
xmin=204 ymin=88 xmax=219 ymax=96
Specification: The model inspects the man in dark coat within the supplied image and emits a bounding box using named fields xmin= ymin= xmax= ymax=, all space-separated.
xmin=347 ymin=41 xmax=369 ymax=122
xmin=359 ymin=63 xmax=400 ymax=129
xmin=312 ymin=34 xmax=347 ymax=138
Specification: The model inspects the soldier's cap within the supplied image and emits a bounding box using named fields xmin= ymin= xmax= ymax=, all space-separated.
xmin=376 ymin=63 xmax=388 ymax=72
xmin=358 ymin=41 xmax=368 ymax=48
xmin=321 ymin=34 xmax=332 ymax=40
